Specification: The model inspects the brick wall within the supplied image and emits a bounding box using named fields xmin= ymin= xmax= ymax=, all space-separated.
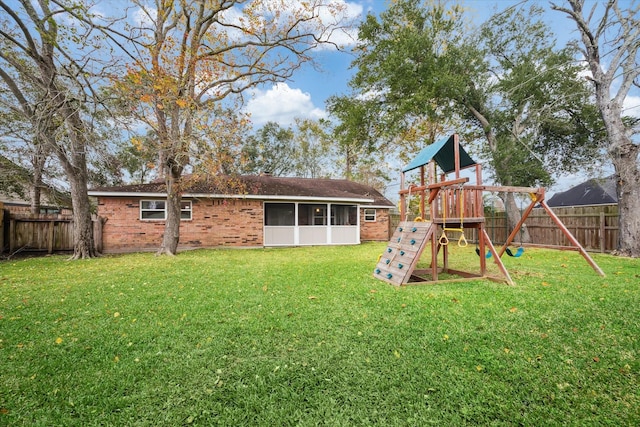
xmin=360 ymin=209 xmax=390 ymax=241
xmin=97 ymin=197 xmax=264 ymax=253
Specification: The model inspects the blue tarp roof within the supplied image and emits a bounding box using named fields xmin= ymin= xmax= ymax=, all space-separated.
xmin=402 ymin=134 xmax=477 ymax=174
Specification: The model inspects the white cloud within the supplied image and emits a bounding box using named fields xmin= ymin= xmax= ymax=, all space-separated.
xmin=132 ymin=4 xmax=157 ymax=27
xmin=623 ymin=95 xmax=640 ymax=118
xmin=244 ymin=83 xmax=326 ymax=127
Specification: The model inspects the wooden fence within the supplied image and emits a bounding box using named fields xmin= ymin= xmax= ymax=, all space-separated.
xmin=390 ymin=204 xmax=619 ymax=253
xmin=2 ymin=213 xmax=74 ymax=255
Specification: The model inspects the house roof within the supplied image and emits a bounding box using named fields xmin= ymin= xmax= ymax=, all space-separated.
xmin=402 ymin=134 xmax=477 ymax=174
xmin=89 ymin=175 xmax=395 ymax=207
xmin=0 ymin=155 xmax=72 ymax=208
xmin=547 ymin=176 xmax=618 ymax=207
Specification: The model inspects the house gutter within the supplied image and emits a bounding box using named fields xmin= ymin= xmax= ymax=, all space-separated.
xmin=87 ymin=191 xmax=382 ymax=205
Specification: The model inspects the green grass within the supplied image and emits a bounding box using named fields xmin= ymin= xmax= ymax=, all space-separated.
xmin=1 ymin=244 xmax=638 ymax=426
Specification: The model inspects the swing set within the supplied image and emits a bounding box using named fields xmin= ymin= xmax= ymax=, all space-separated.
xmin=373 ymin=134 xmax=605 ymax=286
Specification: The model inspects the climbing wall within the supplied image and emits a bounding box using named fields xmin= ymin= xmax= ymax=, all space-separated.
xmin=373 ymin=221 xmax=435 ymax=286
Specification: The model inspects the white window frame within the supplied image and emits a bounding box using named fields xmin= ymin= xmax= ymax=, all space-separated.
xmin=140 ymin=199 xmax=192 ymax=221
xmin=363 ymin=208 xmax=376 ymax=222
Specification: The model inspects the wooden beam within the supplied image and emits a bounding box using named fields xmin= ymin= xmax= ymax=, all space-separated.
xmin=399 ymin=177 xmax=470 ymax=196
xmin=400 ymin=172 xmax=406 ymax=221
xmin=539 ymin=200 xmax=605 ymax=277
xmin=499 ymin=197 xmax=539 ymax=257
xmin=482 ymin=228 xmax=514 ymax=285
xmin=467 ymin=185 xmax=542 ymax=194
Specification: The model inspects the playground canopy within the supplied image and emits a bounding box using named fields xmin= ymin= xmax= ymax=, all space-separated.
xmin=402 ymin=134 xmax=476 ymax=174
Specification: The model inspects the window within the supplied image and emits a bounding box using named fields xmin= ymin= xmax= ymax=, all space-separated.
xmin=180 ymin=201 xmax=192 ymax=220
xmin=140 ymin=200 xmax=192 ymax=220
xmin=331 ymin=205 xmax=357 ymax=225
xmin=364 ymin=208 xmax=376 ymax=222
xmin=264 ymin=203 xmax=295 ymax=226
xmin=298 ymin=204 xmax=327 ymax=226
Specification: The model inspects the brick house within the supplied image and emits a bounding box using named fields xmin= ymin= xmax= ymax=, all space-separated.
xmin=88 ymin=175 xmax=395 ymax=253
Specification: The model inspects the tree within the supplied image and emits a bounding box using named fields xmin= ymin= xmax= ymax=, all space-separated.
xmin=0 ymin=103 xmax=51 ymax=214
xmin=115 ymin=131 xmax=161 ymax=185
xmin=337 ymin=0 xmax=603 ymax=239
xmin=240 ymin=122 xmax=296 ymax=176
xmin=291 ymin=118 xmax=333 ymax=178
xmin=109 ymin=0 xmax=354 ymax=255
xmin=0 ymin=0 xmax=113 ymax=258
xmin=551 ymin=0 xmax=640 ymax=257
xmin=239 ymin=119 xmax=334 ymax=178
xmin=326 ymin=96 xmax=377 ymax=180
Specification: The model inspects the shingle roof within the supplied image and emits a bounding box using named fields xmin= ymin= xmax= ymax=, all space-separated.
xmin=89 ymin=175 xmax=395 ymax=207
xmin=547 ymin=176 xmax=618 ymax=207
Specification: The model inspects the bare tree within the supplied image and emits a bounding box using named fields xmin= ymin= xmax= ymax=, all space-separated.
xmin=0 ymin=0 xmax=111 ymax=258
xmin=552 ymin=0 xmax=640 ymax=257
xmin=104 ymin=0 xmax=355 ymax=255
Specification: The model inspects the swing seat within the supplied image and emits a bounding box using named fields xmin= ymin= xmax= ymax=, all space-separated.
xmin=505 ymin=247 xmax=525 ymax=258
xmin=475 ymin=248 xmax=493 ymax=258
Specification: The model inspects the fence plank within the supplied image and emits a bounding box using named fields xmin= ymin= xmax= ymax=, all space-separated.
xmin=489 ymin=204 xmax=618 ymax=252
xmin=391 ymin=204 xmax=618 ymax=253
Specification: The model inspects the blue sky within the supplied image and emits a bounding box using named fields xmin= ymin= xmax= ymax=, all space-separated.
xmin=244 ymin=0 xmax=580 ymax=127
xmin=241 ymin=0 xmax=638 ymax=198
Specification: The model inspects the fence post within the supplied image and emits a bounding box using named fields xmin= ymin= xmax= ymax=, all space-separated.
xmin=9 ymin=219 xmax=15 ymax=253
xmin=599 ymin=211 xmax=605 ymax=253
xmin=93 ymin=216 xmax=103 ymax=254
xmin=0 ymin=203 xmax=4 ymax=255
xmin=48 ymin=220 xmax=55 ymax=254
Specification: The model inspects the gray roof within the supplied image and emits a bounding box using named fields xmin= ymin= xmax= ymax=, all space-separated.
xmin=547 ymin=176 xmax=617 ymax=207
xmin=89 ymin=175 xmax=395 ymax=207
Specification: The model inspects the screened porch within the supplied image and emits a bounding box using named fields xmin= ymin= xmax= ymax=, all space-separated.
xmin=263 ymin=202 xmax=360 ymax=246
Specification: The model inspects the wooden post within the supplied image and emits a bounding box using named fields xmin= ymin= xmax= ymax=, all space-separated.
xmin=539 ymin=200 xmax=605 ymax=277
xmin=599 ymin=211 xmax=605 ymax=253
xmin=431 ymin=225 xmax=438 ymax=281
xmin=500 ymin=196 xmax=539 ymax=257
xmin=482 ymin=228 xmax=514 ymax=285
xmin=453 ymin=134 xmax=460 ymax=179
xmin=9 ymin=219 xmax=15 ymax=253
xmin=400 ymin=172 xmax=406 ymax=221
xmin=47 ymin=220 xmax=55 ymax=254
xmin=0 ymin=202 xmax=4 ymax=255
xmin=93 ymin=216 xmax=103 ymax=253
xmin=419 ymin=166 xmax=425 ymax=219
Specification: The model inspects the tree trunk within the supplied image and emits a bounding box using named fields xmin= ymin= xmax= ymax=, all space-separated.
xmin=611 ymin=143 xmax=640 ymax=257
xmin=30 ymin=184 xmax=41 ymax=215
xmin=502 ymin=192 xmax=531 ymax=244
xmin=30 ymin=144 xmax=47 ymax=215
xmin=69 ymin=175 xmax=97 ymax=259
xmin=157 ymin=168 xmax=182 ymax=255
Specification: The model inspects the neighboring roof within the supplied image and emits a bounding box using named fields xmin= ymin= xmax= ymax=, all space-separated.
xmin=403 ymin=134 xmax=477 ymax=174
xmin=0 ymin=155 xmax=72 ymax=208
xmin=547 ymin=176 xmax=618 ymax=207
xmin=89 ymin=175 xmax=395 ymax=207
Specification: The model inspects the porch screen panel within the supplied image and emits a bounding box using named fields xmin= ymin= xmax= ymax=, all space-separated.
xmin=331 ymin=205 xmax=357 ymax=225
xmin=264 ymin=203 xmax=295 ymax=225
xmin=298 ymin=204 xmax=327 ymax=226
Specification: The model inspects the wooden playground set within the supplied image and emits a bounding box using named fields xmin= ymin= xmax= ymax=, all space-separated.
xmin=373 ymin=134 xmax=605 ymax=286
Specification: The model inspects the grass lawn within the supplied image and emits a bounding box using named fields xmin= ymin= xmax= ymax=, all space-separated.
xmin=1 ymin=243 xmax=638 ymax=426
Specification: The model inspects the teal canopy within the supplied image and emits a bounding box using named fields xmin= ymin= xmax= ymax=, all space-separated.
xmin=402 ymin=135 xmax=476 ymax=174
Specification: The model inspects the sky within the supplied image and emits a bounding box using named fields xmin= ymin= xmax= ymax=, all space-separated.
xmin=239 ymin=0 xmax=639 ymax=200
xmin=4 ymin=0 xmax=637 ymax=200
